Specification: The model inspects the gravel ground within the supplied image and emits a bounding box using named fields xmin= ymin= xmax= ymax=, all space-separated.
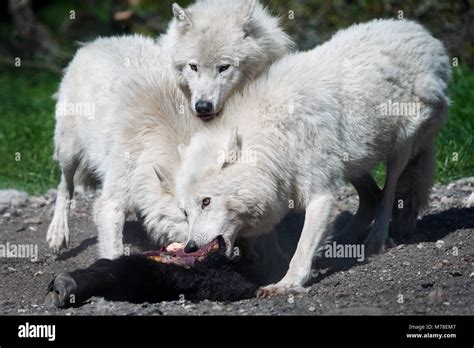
xmin=0 ymin=179 xmax=473 ymax=315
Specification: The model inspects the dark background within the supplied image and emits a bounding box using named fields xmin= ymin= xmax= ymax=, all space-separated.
xmin=1 ymin=0 xmax=472 ymax=69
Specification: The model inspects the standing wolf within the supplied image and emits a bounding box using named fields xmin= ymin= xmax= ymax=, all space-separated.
xmin=176 ymin=19 xmax=451 ymax=295
xmin=46 ymin=0 xmax=293 ymax=259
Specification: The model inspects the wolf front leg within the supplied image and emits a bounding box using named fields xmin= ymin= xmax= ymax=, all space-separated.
xmin=257 ymin=193 xmax=336 ymax=297
xmin=93 ymin=193 xmax=126 ymax=259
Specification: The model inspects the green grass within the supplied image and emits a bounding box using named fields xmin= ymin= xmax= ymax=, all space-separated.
xmin=0 ymin=67 xmax=60 ymax=194
xmin=436 ymin=66 xmax=474 ymax=183
xmin=0 ymin=65 xmax=473 ymax=194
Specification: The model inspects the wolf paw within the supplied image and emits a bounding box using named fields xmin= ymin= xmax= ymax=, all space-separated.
xmin=365 ymin=234 xmax=395 ymax=256
xmin=46 ymin=219 xmax=69 ymax=254
xmin=256 ymin=282 xmax=308 ymax=298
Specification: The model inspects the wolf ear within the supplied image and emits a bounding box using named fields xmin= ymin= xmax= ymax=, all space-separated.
xmin=172 ymin=3 xmax=192 ymax=33
xmin=240 ymin=0 xmax=256 ymax=27
xmin=220 ymin=127 xmax=241 ymax=169
xmin=153 ymin=166 xmax=173 ymax=193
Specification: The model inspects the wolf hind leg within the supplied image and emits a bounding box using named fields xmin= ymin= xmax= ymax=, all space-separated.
xmin=391 ymin=136 xmax=436 ymax=242
xmin=365 ymin=141 xmax=413 ymax=255
xmin=337 ymin=174 xmax=382 ymax=245
xmin=47 ymin=160 xmax=77 ymax=254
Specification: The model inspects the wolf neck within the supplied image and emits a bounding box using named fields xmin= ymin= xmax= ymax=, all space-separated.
xmin=226 ymin=136 xmax=296 ymax=237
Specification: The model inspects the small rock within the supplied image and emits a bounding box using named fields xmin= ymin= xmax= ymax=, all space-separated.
xmin=450 ymin=271 xmax=462 ymax=277
xmin=0 ymin=189 xmax=29 ymax=207
xmin=396 ymin=244 xmax=405 ymax=250
xmin=212 ymin=304 xmax=222 ymax=311
xmin=428 ymin=288 xmax=445 ymax=303
xmin=3 ymin=212 xmax=11 ymax=218
xmin=28 ymin=226 xmax=37 ymax=232
xmin=31 ymin=196 xmax=47 ymax=208
xmin=402 ymin=261 xmax=410 ymax=266
xmin=308 ymin=305 xmax=316 ymax=312
xmin=34 ymin=271 xmax=44 ymax=277
xmin=15 ymin=224 xmax=26 ymax=232
xmin=432 ymin=262 xmax=443 ymax=270
xmin=46 ymin=189 xmax=57 ymax=201
xmin=440 ymin=196 xmax=453 ymax=205
xmin=465 ymin=192 xmax=474 ymax=208
xmin=453 ymin=177 xmax=474 ymax=185
xmin=442 ymin=260 xmax=452 ymax=267
xmin=7 ymin=267 xmax=17 ymax=272
xmin=417 ymin=243 xmax=424 ymax=249
xmin=435 ymin=240 xmax=445 ymax=249
xmin=24 ymin=216 xmax=42 ymax=224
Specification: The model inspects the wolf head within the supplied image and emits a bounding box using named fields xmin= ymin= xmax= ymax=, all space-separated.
xmin=176 ymin=127 xmax=263 ymax=256
xmin=169 ymin=0 xmax=293 ymax=121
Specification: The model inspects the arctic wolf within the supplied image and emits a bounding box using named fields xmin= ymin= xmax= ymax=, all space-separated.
xmin=47 ymin=0 xmax=292 ymax=259
xmin=169 ymin=0 xmax=293 ymax=120
xmin=176 ymin=19 xmax=451 ymax=295
xmin=46 ymin=35 xmax=201 ymax=258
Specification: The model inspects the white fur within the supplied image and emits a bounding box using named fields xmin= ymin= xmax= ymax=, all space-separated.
xmin=47 ymin=0 xmax=291 ymax=259
xmin=47 ymin=35 xmax=199 ymax=257
xmin=170 ymin=0 xmax=293 ymax=116
xmin=176 ymin=19 xmax=451 ymax=292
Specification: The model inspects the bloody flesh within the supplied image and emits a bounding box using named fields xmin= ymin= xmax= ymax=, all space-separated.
xmin=143 ymin=237 xmax=224 ymax=268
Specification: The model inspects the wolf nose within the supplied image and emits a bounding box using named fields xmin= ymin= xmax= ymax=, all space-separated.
xmin=195 ymin=101 xmax=213 ymax=115
xmin=184 ymin=240 xmax=199 ymax=253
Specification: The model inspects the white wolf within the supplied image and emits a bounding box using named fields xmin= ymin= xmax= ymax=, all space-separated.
xmin=47 ymin=0 xmax=292 ymax=259
xmin=169 ymin=0 xmax=293 ymax=120
xmin=176 ymin=19 xmax=451 ymax=295
xmin=46 ymin=36 xmax=201 ymax=258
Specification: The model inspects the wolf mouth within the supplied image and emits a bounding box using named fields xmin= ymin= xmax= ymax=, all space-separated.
xmin=197 ymin=112 xmax=220 ymax=122
xmin=144 ymin=236 xmax=225 ymax=268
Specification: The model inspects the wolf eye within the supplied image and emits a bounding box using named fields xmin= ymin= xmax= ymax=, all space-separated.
xmin=189 ymin=64 xmax=198 ymax=72
xmin=201 ymin=197 xmax=211 ymax=209
xmin=218 ymin=64 xmax=230 ymax=73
